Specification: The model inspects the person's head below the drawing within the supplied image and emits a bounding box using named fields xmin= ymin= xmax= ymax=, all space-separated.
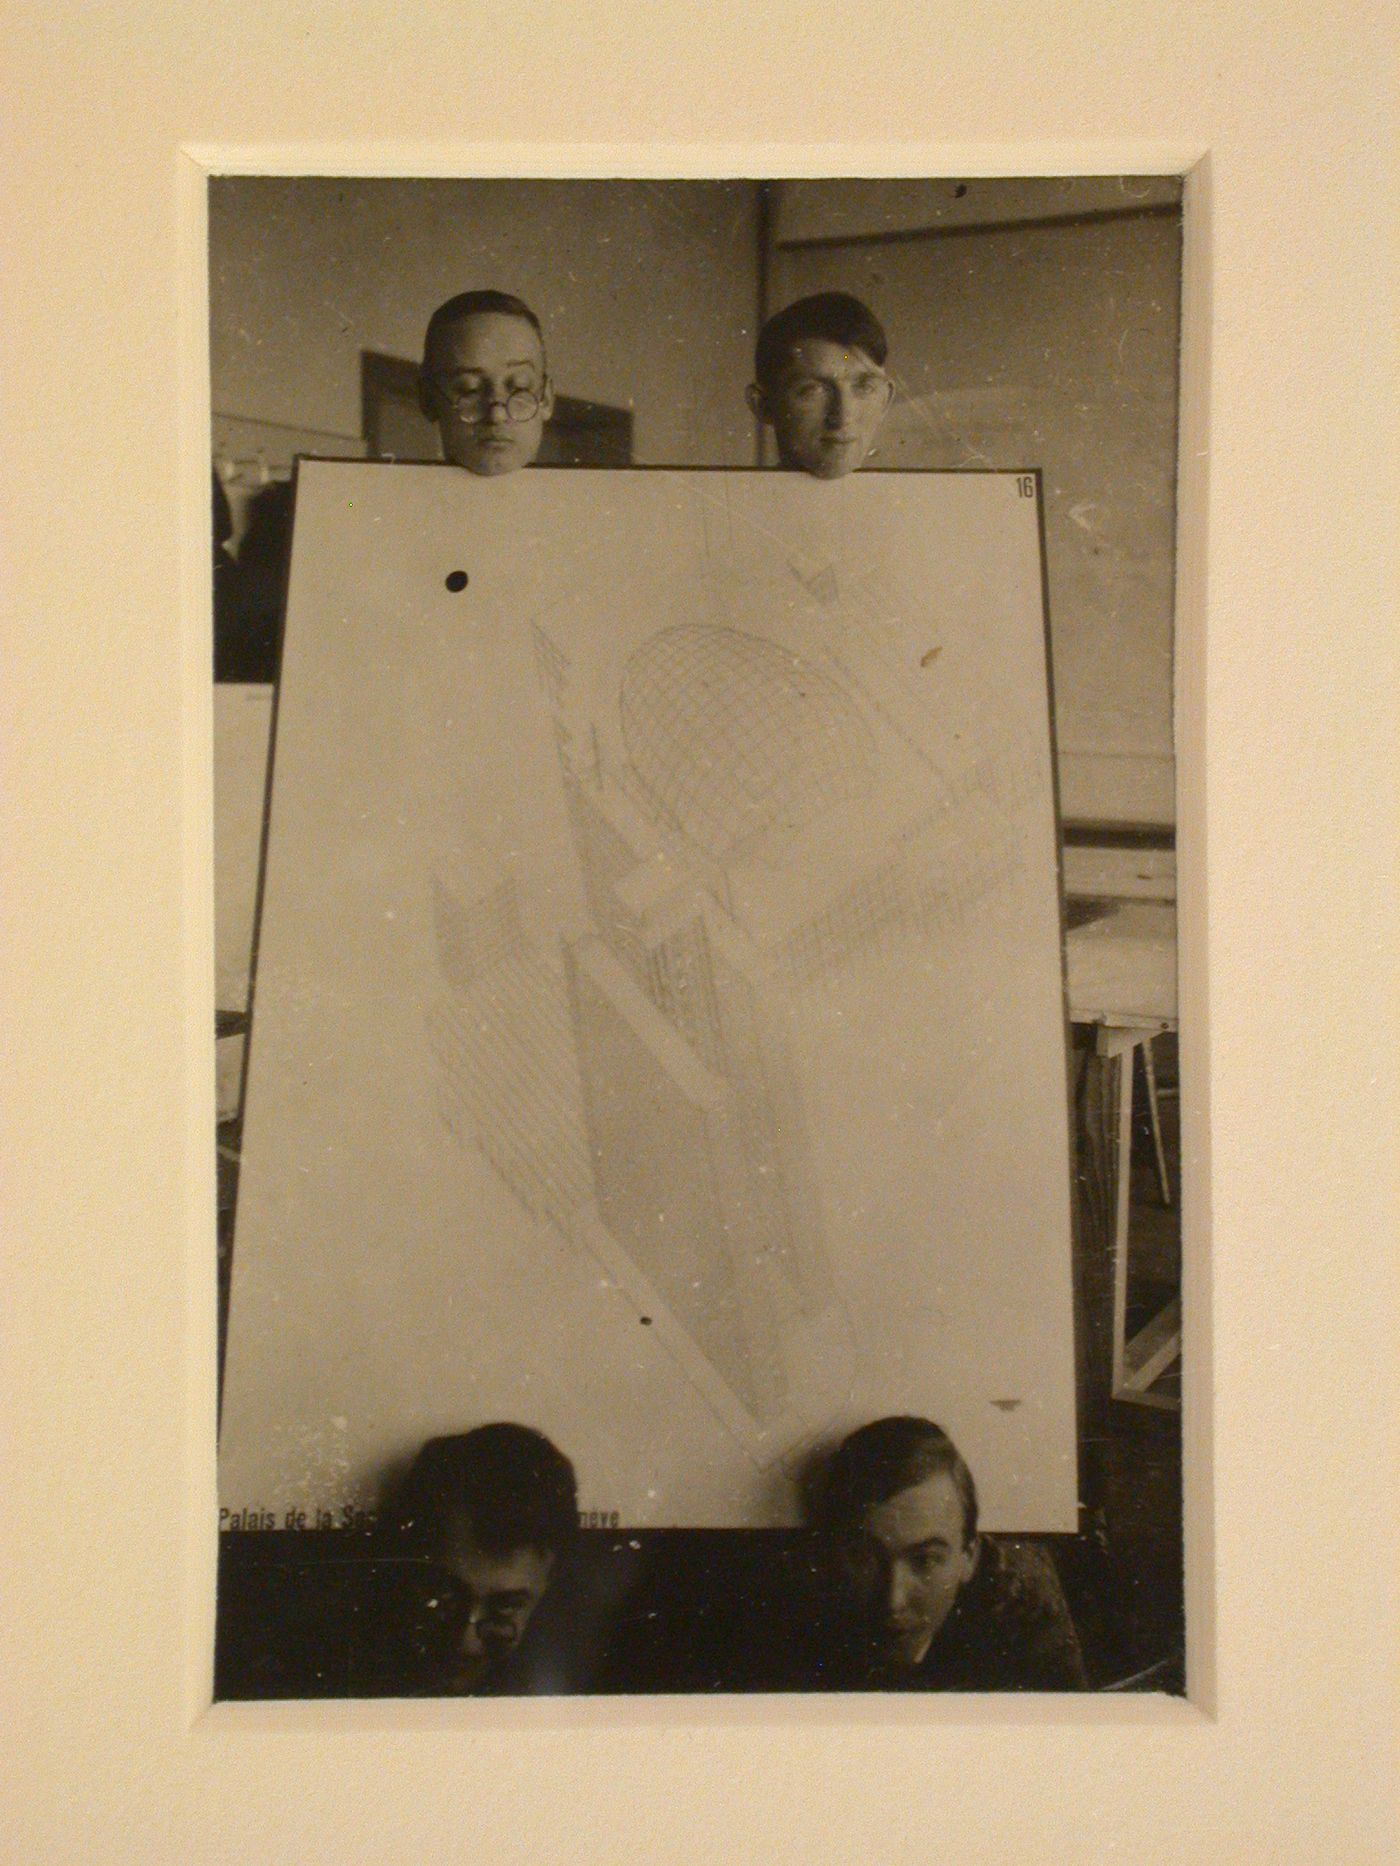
xmin=747 ymin=292 xmax=895 ymax=479
xmin=815 ymin=1415 xmax=979 ymax=1671
xmin=392 ymin=1423 xmax=578 ymax=1690
xmin=418 ymin=290 xmax=555 ymax=477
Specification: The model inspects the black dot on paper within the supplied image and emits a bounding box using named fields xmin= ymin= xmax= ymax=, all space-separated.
xmin=639 ymin=1316 xmax=652 ymax=1326
xmin=445 ymin=570 xmax=469 ymax=593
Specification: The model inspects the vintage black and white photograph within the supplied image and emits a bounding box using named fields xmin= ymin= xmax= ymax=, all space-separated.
xmin=211 ymin=174 xmax=1184 ymax=1698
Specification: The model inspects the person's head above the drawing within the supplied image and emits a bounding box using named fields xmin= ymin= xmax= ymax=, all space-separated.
xmin=747 ymin=292 xmax=895 ymax=479
xmin=418 ymin=290 xmax=555 ymax=477
xmin=393 ymin=1423 xmax=577 ymax=1691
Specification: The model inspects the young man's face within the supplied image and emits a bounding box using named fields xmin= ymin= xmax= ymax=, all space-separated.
xmin=420 ymin=311 xmax=554 ymax=477
xmin=424 ymin=1507 xmax=555 ymax=1689
xmin=754 ymin=338 xmax=894 ymax=479
xmin=847 ymin=1470 xmax=978 ymax=1668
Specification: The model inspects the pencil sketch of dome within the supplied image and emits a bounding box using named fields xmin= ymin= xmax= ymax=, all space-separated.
xmin=619 ymin=625 xmax=877 ymax=862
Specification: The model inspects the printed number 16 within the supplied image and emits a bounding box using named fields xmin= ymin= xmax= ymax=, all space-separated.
xmin=1016 ymin=475 xmax=1035 ymax=498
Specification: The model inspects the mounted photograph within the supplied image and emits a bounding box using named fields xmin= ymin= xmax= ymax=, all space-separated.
xmin=210 ymin=174 xmax=1184 ymax=1699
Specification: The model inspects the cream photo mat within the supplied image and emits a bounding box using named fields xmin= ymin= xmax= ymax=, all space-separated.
xmin=5 ymin=4 xmax=1396 ymax=1865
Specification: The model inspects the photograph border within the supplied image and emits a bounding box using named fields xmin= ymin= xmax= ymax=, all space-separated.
xmin=192 ymin=146 xmax=1199 ymax=1711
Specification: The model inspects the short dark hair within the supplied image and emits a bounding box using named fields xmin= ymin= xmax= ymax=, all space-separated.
xmin=422 ymin=291 xmax=546 ymax=370
xmin=754 ymin=292 xmax=888 ymax=392
xmin=389 ymin=1423 xmax=578 ymax=1559
xmin=815 ymin=1416 xmax=978 ymax=1548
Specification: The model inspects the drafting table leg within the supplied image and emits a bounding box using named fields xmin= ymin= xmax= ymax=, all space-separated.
xmin=1098 ymin=1026 xmax=1181 ymax=1410
xmin=1101 ymin=1028 xmax=1136 ymax=1398
xmin=1143 ymin=1034 xmax=1172 ymax=1208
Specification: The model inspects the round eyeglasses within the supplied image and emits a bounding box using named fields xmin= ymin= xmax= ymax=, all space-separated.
xmin=435 ymin=383 xmax=545 ymax=423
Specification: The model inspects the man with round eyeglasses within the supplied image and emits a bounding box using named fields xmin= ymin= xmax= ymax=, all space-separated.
xmin=371 ymin=1423 xmax=582 ymax=1694
xmin=418 ymin=290 xmax=556 ymax=477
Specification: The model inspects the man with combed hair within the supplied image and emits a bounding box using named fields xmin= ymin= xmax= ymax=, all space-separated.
xmin=810 ymin=1415 xmax=1088 ymax=1690
xmin=418 ymin=289 xmax=556 ymax=477
xmin=746 ymin=291 xmax=896 ymax=478
xmin=381 ymin=1422 xmax=580 ymax=1693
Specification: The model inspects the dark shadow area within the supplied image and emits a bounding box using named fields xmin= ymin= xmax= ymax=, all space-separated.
xmin=214 ymin=478 xmax=293 ymax=685
xmin=215 ymin=1517 xmax=1182 ymax=1698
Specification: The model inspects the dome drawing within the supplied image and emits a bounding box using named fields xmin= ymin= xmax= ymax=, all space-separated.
xmin=619 ymin=625 xmax=878 ymax=862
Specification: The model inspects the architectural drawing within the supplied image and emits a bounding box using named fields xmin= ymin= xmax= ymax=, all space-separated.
xmin=426 ymin=873 xmax=591 ymax=1236
xmin=218 ymin=464 xmax=1077 ymax=1530
xmin=430 ymin=592 xmax=1037 ymax=1441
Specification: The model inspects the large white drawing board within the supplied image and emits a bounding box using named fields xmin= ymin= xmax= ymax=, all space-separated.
xmin=219 ymin=462 xmax=1078 ymax=1530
